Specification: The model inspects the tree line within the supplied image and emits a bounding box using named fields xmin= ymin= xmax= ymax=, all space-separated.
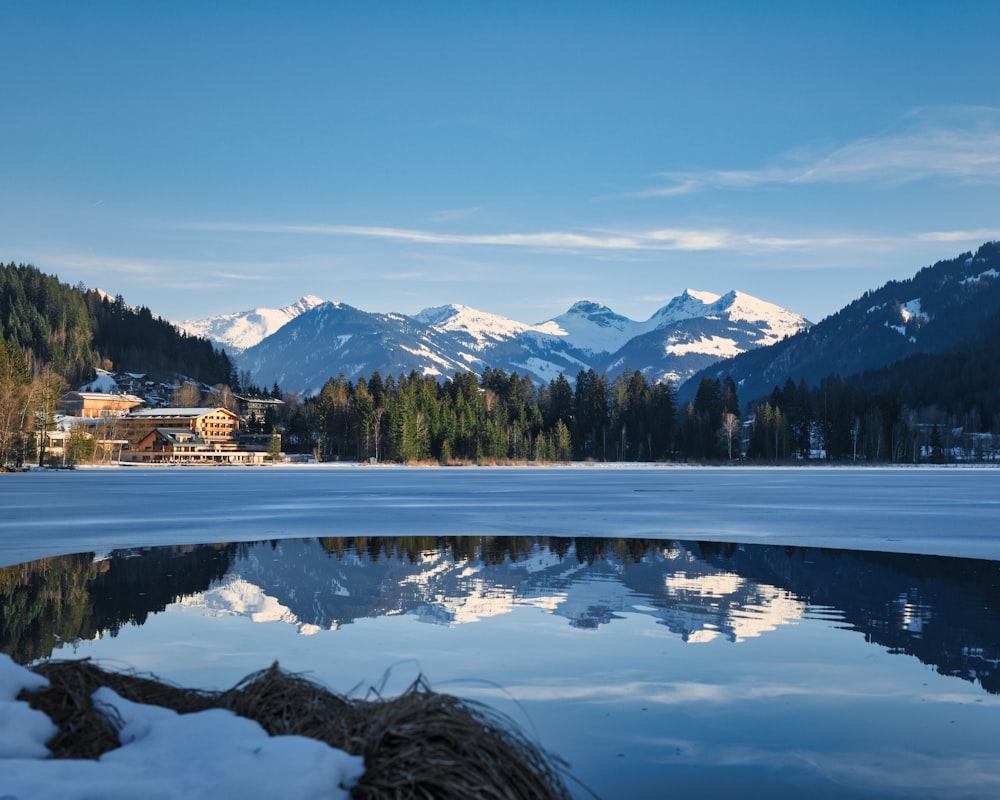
xmin=263 ymin=365 xmax=998 ymax=465
xmin=268 ymin=366 xmax=676 ymax=464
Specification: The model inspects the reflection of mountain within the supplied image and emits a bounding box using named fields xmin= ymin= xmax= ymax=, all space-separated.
xmin=203 ymin=538 xmax=803 ymax=640
xmin=693 ymin=542 xmax=1000 ymax=694
xmin=178 ymin=577 xmax=323 ymax=636
xmin=3 ymin=537 xmax=999 ymax=696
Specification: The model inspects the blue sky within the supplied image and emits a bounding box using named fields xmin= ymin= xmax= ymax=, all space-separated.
xmin=4 ymin=1 xmax=1000 ymax=326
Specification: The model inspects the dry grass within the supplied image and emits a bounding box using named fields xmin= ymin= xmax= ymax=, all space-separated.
xmin=20 ymin=660 xmax=573 ymax=800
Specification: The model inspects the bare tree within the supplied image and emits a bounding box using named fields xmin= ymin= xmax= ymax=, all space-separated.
xmin=207 ymin=383 xmax=238 ymax=411
xmin=718 ymin=412 xmax=741 ymax=461
xmin=171 ymin=381 xmax=203 ymax=407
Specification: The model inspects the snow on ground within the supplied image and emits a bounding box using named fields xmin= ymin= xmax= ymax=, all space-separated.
xmin=665 ymin=334 xmax=741 ymax=357
xmin=77 ymin=369 xmax=119 ymax=393
xmin=414 ymin=303 xmax=561 ymax=349
xmin=0 ymin=654 xmax=364 ymax=800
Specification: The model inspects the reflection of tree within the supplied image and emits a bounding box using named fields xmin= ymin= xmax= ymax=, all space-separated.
xmin=0 ymin=553 xmax=100 ymax=662
xmin=89 ymin=544 xmax=240 ymax=636
xmin=0 ymin=544 xmax=240 ymax=664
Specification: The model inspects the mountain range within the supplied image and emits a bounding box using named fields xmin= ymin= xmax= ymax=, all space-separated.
xmin=166 ymin=240 xmax=1000 ymax=415
xmin=178 ymin=290 xmax=809 ymax=396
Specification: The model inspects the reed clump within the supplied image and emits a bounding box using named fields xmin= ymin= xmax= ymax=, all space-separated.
xmin=20 ymin=659 xmax=573 ymax=800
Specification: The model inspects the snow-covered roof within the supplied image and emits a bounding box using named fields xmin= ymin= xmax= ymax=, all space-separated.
xmin=64 ymin=392 xmax=144 ymax=403
xmin=126 ymin=407 xmax=238 ymax=419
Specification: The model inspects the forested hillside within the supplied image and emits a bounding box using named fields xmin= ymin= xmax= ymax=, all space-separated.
xmin=689 ymin=242 xmax=1000 ymax=407
xmin=0 ymin=261 xmax=237 ymax=467
xmin=852 ymin=305 xmax=1000 ymax=426
xmin=0 ymin=261 xmax=236 ymax=386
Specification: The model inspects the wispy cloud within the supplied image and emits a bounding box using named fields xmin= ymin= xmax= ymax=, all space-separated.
xmin=209 ymin=271 xmax=269 ymax=281
xmin=638 ymin=106 xmax=1000 ymax=196
xmin=916 ymin=227 xmax=1000 ymax=243
xmin=188 ymin=220 xmax=1000 ymax=257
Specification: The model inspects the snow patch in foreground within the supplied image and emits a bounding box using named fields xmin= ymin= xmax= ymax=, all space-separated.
xmin=0 ymin=654 xmax=364 ymax=800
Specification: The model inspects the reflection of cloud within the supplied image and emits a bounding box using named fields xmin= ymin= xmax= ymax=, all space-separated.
xmin=639 ymin=107 xmax=1000 ymax=196
xmin=628 ymin=734 xmax=1000 ymax=799
xmin=470 ymin=677 xmax=1000 ymax=707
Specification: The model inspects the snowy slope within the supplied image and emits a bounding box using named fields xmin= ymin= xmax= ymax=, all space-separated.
xmin=413 ymin=304 xmax=563 ymax=350
xmin=178 ymin=295 xmax=325 ymax=352
xmin=544 ymin=301 xmax=641 ymax=354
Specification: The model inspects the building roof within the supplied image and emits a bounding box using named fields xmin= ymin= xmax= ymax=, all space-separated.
xmin=63 ymin=391 xmax=144 ymax=403
xmin=125 ymin=407 xmax=238 ymax=420
xmin=234 ymin=395 xmax=285 ymax=406
xmin=150 ymin=428 xmax=207 ymax=445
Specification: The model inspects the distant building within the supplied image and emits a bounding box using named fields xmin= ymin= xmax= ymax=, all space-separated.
xmin=234 ymin=395 xmax=284 ymax=420
xmin=57 ymin=391 xmax=144 ymax=419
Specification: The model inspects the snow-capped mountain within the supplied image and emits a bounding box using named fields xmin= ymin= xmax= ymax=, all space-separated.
xmin=178 ymin=295 xmax=325 ymax=352
xmin=239 ymin=290 xmax=809 ymax=395
xmin=546 ymin=301 xmax=642 ymax=354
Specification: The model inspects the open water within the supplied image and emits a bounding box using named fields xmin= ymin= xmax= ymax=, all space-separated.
xmin=2 ymin=466 xmax=999 ymax=798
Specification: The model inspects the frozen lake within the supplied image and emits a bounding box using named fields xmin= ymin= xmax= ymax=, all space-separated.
xmin=3 ymin=466 xmax=1000 ymax=798
xmin=2 ymin=464 xmax=1000 ymax=567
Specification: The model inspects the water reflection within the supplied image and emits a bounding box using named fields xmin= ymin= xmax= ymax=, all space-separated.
xmin=3 ymin=536 xmax=999 ymax=695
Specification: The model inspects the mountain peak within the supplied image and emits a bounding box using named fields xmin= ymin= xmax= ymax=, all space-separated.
xmin=177 ymin=295 xmax=328 ymax=352
xmin=565 ymin=300 xmax=615 ymax=316
xmin=682 ymin=288 xmax=722 ymax=304
xmin=413 ymin=304 xmax=463 ymax=326
xmin=296 ymin=295 xmax=325 ymax=310
xmin=548 ymin=301 xmax=636 ymax=354
xmin=650 ymin=288 xmax=722 ymax=325
xmin=229 ymin=287 xmax=809 ymax=394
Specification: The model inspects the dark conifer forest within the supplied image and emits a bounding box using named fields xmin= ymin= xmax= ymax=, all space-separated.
xmin=0 ymin=261 xmax=235 ymax=386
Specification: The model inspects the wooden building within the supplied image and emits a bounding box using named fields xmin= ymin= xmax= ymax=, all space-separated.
xmin=118 ymin=407 xmax=273 ymax=465
xmin=57 ymin=391 xmax=144 ymax=419
xmin=119 ymin=407 xmax=240 ymax=446
xmin=122 ymin=428 xmax=269 ymax=465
